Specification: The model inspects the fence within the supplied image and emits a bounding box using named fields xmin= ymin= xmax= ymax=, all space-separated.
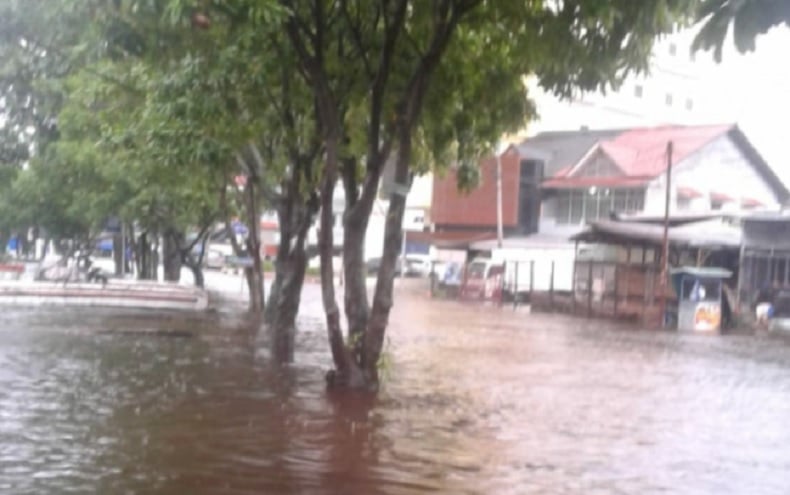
xmin=432 ymin=258 xmax=666 ymax=325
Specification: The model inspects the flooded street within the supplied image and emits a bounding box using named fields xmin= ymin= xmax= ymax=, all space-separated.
xmin=3 ymin=286 xmax=790 ymax=494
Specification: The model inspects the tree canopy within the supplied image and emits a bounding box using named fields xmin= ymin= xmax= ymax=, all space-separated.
xmin=693 ymin=0 xmax=790 ymax=61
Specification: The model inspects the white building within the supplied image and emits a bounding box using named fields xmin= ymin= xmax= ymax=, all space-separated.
xmin=521 ymin=26 xmax=790 ymax=184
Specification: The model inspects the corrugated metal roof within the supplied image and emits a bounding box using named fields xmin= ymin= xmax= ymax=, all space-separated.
xmin=573 ymin=219 xmax=741 ymax=249
xmin=601 ymin=124 xmax=733 ymax=177
xmin=670 ymin=266 xmax=733 ymax=279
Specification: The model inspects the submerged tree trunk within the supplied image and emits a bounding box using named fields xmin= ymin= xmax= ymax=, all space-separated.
xmin=363 ymin=149 xmax=411 ymax=387
xmin=319 ymin=137 xmax=365 ymax=389
xmin=244 ymin=177 xmax=265 ymax=313
xmin=342 ymin=216 xmax=370 ymax=360
xmin=268 ymin=230 xmax=309 ymax=361
xmin=265 ymin=187 xmax=318 ymax=361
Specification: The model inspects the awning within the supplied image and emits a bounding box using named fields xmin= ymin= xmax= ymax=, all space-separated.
xmin=677 ymin=186 xmax=703 ymax=199
xmin=571 ymin=219 xmax=741 ymax=250
xmin=710 ymin=192 xmax=734 ymax=203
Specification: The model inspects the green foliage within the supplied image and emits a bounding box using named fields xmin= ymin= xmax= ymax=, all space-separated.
xmin=693 ymin=0 xmax=790 ymax=62
xmin=0 ymin=0 xmax=291 ymax=244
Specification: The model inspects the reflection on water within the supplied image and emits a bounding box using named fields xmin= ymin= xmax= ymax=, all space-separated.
xmin=2 ymin=286 xmax=790 ymax=494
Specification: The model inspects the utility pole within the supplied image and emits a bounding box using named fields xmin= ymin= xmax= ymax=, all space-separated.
xmin=496 ymin=146 xmax=504 ymax=248
xmin=660 ymin=141 xmax=673 ymax=326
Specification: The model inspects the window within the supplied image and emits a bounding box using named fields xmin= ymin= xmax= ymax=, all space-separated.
xmin=569 ymin=190 xmax=584 ymax=224
xmin=555 ymin=188 xmax=645 ymax=225
xmin=685 ymin=98 xmax=694 ymax=111
xmin=519 ymin=159 xmax=544 ymax=183
xmin=669 ymin=43 xmax=677 ymax=56
xmin=634 ymin=85 xmax=643 ymax=98
xmin=665 ymin=93 xmax=673 ymax=106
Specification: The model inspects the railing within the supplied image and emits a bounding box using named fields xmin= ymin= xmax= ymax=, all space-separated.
xmin=432 ymin=258 xmax=667 ymax=326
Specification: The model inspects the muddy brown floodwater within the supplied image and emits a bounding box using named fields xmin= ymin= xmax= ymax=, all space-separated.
xmin=3 ymin=285 xmax=790 ymax=494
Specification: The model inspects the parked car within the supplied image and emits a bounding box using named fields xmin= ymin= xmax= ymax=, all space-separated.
xmin=203 ymin=248 xmax=228 ymax=270
xmin=202 ymin=243 xmax=234 ymax=270
xmin=366 ymin=257 xmax=403 ymax=276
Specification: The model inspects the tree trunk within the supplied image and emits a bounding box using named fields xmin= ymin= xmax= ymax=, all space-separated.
xmin=190 ymin=261 xmax=205 ymax=288
xmin=363 ymin=138 xmax=412 ymax=388
xmin=319 ymin=137 xmax=364 ymax=389
xmin=245 ymin=178 xmax=265 ymax=312
xmin=265 ymin=269 xmax=284 ymax=322
xmin=342 ymin=221 xmax=370 ymax=359
xmin=125 ymin=223 xmax=134 ymax=274
xmin=113 ymin=232 xmax=123 ymax=276
xmin=266 ymin=191 xmax=318 ymax=362
xmin=151 ymin=234 xmax=160 ymax=281
xmin=162 ymin=229 xmax=183 ymax=282
xmin=264 ymin=199 xmax=291 ymax=325
xmin=182 ymin=252 xmax=204 ymax=288
xmin=137 ymin=233 xmax=154 ymax=280
xmin=269 ymin=239 xmax=308 ymax=362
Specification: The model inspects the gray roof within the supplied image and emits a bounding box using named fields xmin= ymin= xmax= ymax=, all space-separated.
xmin=515 ymin=128 xmax=622 ymax=176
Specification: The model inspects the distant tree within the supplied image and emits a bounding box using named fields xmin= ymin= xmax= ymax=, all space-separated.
xmin=693 ymin=0 xmax=790 ymax=61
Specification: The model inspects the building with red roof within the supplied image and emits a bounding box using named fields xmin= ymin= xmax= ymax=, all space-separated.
xmin=432 ymin=124 xmax=788 ymax=239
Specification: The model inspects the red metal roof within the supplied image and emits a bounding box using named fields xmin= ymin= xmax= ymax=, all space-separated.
xmin=596 ymin=124 xmax=733 ymax=177
xmin=549 ymin=124 xmax=734 ymax=181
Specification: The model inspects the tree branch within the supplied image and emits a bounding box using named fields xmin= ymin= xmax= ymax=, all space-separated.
xmin=339 ymin=0 xmax=374 ymax=78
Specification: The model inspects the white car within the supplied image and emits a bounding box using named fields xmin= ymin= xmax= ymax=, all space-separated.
xmin=404 ymin=255 xmax=433 ymax=277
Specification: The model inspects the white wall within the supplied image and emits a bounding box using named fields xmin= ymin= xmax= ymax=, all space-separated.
xmin=643 ymin=134 xmax=780 ymax=215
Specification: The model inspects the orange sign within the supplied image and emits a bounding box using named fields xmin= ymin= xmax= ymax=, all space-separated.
xmin=694 ymin=304 xmax=721 ymax=331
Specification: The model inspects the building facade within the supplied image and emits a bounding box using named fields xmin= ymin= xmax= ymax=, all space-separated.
xmin=432 ymin=124 xmax=788 ymax=240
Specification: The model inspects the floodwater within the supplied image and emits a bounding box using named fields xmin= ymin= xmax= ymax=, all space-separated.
xmin=2 ymin=286 xmax=790 ymax=494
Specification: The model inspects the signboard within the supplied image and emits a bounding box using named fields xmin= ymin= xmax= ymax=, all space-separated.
xmin=694 ymin=303 xmax=721 ymax=332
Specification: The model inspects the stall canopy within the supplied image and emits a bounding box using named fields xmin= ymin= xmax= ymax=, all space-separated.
xmin=571 ymin=219 xmax=741 ymax=250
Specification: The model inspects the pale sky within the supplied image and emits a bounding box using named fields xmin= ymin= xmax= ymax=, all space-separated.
xmin=717 ymin=27 xmax=790 ymax=184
